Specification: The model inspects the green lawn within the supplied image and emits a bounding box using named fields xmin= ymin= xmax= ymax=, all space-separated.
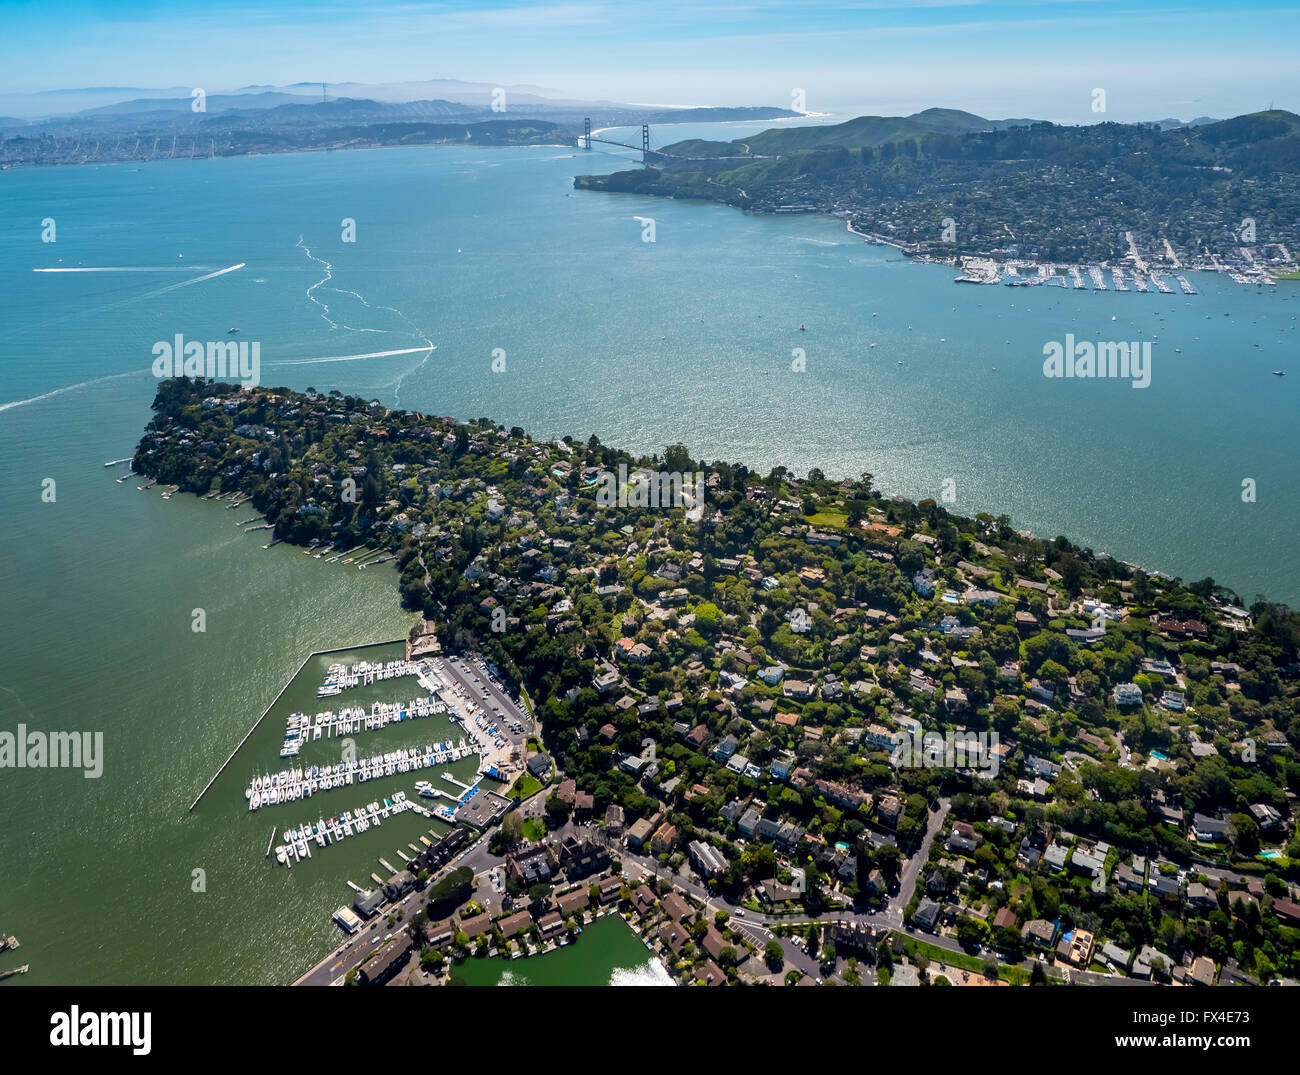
xmin=514 ymin=773 xmax=543 ymax=800
xmin=521 ymin=817 xmax=546 ymax=842
xmin=894 ymin=933 xmax=1028 ymax=985
xmin=803 ymin=512 xmax=849 ymax=529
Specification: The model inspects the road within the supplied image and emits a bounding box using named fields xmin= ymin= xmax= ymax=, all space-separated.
xmin=294 ymin=787 xmax=1151 ymax=987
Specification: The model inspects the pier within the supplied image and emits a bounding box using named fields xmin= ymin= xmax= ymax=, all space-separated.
xmin=0 ymin=965 xmax=29 ymax=981
xmin=249 ymin=740 xmax=476 ymax=809
xmin=278 ymin=695 xmax=445 ymax=757
xmin=189 ymin=638 xmax=409 ymax=812
xmin=270 ymin=792 xmax=433 ymax=868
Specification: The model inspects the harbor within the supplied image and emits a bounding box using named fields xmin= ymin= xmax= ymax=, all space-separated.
xmin=247 ymin=741 xmax=477 ymax=809
xmin=951 ymin=256 xmax=1223 ymax=295
xmin=279 ymin=695 xmax=445 ymax=758
xmin=271 ymin=791 xmax=434 ymax=866
xmin=318 ymin=658 xmax=421 ymax=697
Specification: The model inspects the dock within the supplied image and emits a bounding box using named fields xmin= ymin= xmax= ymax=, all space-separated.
xmin=378 ymin=858 xmax=397 ymax=874
xmin=370 ymin=872 xmax=384 ymax=887
xmin=0 ymin=965 xmax=28 ymax=981
xmin=346 ymin=880 xmax=364 ymax=893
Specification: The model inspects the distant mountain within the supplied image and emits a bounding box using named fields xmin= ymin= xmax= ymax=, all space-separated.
xmin=80 ymin=91 xmax=319 ymax=116
xmin=206 ymin=97 xmax=480 ymax=125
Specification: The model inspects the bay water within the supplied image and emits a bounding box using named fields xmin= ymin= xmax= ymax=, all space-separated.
xmin=1 ymin=118 xmax=1296 ymax=983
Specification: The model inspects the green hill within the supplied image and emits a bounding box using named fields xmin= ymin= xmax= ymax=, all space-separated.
xmin=661 ymin=107 xmax=1039 ymax=157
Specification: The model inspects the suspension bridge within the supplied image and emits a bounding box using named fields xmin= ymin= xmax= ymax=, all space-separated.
xmin=578 ymin=119 xmax=763 ymax=163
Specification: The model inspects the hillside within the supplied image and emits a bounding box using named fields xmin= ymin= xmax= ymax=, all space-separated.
xmin=660 ymin=107 xmax=1039 ymax=157
xmin=580 ymin=109 xmax=1300 ymax=266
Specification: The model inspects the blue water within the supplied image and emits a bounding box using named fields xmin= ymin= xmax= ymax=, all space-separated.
xmin=2 ymin=119 xmax=1298 ymax=609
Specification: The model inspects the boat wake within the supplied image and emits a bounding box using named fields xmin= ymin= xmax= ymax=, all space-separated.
xmin=0 ymin=369 xmax=144 ymax=414
xmin=295 ymin=237 xmax=434 ymax=405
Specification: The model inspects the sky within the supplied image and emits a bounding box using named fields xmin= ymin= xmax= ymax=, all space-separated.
xmin=1 ymin=0 xmax=1297 ymax=123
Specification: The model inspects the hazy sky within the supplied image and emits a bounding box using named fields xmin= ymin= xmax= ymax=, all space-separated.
xmin=2 ymin=0 xmax=1297 ymax=122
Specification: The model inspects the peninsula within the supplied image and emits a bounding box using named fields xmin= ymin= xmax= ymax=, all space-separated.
xmin=574 ymin=108 xmax=1300 ymax=285
xmin=133 ymin=378 xmax=1300 ymax=986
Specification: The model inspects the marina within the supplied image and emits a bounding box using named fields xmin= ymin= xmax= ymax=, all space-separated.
xmin=271 ymin=791 xmax=436 ymax=867
xmin=317 ymin=658 xmax=421 ymax=697
xmin=279 ymin=695 xmax=444 ymax=757
xmin=246 ymin=741 xmax=478 ymax=809
xmin=949 ymin=256 xmax=1232 ymax=295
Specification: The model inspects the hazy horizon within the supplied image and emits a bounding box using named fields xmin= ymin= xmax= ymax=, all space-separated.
xmin=1 ymin=0 xmax=1296 ymax=125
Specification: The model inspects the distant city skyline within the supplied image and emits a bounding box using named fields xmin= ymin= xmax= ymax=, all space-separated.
xmin=1 ymin=0 xmax=1296 ymax=124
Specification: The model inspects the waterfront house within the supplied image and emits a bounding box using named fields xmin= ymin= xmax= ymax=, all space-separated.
xmin=353 ymin=888 xmax=386 ymax=919
xmin=662 ymin=891 xmax=694 ymax=924
xmin=497 ymin=910 xmax=534 ymax=939
xmin=459 ymin=912 xmax=493 ymax=941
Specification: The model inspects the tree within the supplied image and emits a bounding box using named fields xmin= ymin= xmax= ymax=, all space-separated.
xmin=764 ymin=940 xmax=785 ymax=971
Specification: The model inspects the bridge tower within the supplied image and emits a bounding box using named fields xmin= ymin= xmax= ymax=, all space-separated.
xmin=641 ymin=124 xmax=650 ymax=164
xmin=583 ymin=117 xmax=591 ymax=150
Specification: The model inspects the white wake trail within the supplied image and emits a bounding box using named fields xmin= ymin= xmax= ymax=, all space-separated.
xmin=0 ymin=370 xmax=145 ymax=414
xmin=294 ymin=237 xmax=435 ymax=407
